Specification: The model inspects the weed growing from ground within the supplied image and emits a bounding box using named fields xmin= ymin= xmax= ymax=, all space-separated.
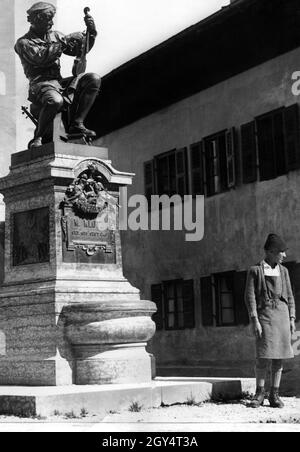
xmin=80 ymin=408 xmax=88 ymax=418
xmin=64 ymin=411 xmax=79 ymax=419
xmin=185 ymin=394 xmax=196 ymax=406
xmin=129 ymin=401 xmax=143 ymax=412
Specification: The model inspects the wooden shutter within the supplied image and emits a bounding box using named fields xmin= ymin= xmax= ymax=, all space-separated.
xmin=175 ymin=148 xmax=188 ymax=196
xmin=204 ymin=139 xmax=219 ymax=196
xmin=273 ymin=110 xmax=286 ymax=177
xmin=284 ymin=104 xmax=300 ymax=171
xmin=144 ymin=160 xmax=155 ymax=203
xmin=233 ymin=271 xmax=249 ymax=325
xmin=183 ymin=279 xmax=195 ymax=328
xmin=257 ymin=115 xmax=276 ymax=181
xmin=241 ymin=121 xmax=257 ymax=183
xmin=151 ymin=284 xmax=164 ymax=330
xmin=190 ymin=142 xmax=204 ymax=195
xmin=200 ymin=276 xmax=214 ymax=326
xmin=155 ymin=154 xmax=169 ymax=196
xmin=219 ymin=134 xmax=228 ymax=192
xmin=226 ymin=128 xmax=236 ymax=188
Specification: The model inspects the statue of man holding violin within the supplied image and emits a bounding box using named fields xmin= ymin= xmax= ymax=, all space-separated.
xmin=15 ymin=2 xmax=101 ymax=148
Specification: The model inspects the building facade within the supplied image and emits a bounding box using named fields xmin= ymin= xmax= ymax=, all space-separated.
xmin=90 ymin=0 xmax=300 ymax=392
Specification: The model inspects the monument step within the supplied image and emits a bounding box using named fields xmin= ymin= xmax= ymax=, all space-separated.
xmin=156 ymin=365 xmax=252 ymax=379
xmin=0 ymin=377 xmax=255 ymax=418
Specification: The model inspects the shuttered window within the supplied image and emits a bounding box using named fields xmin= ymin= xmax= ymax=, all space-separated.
xmin=204 ymin=130 xmax=236 ymax=197
xmin=154 ymin=148 xmax=188 ymax=197
xmin=257 ymin=109 xmax=286 ymax=181
xmin=151 ymin=279 xmax=195 ymax=330
xmin=253 ymin=104 xmax=300 ymax=181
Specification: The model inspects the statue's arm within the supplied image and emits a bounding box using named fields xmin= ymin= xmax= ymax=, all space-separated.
xmin=85 ymin=14 xmax=98 ymax=53
xmin=57 ymin=13 xmax=98 ymax=57
xmin=14 ymin=38 xmax=63 ymax=67
xmin=58 ymin=32 xmax=85 ymax=56
xmin=59 ymin=30 xmax=97 ymax=57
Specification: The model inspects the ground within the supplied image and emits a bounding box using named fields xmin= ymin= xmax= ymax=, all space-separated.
xmin=0 ymin=397 xmax=299 ymax=431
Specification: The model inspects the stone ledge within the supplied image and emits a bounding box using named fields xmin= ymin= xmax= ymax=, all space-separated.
xmin=10 ymin=142 xmax=109 ymax=169
xmin=0 ymin=377 xmax=256 ymax=418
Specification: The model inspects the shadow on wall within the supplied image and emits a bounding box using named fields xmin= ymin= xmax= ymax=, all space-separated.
xmin=0 ymin=331 xmax=6 ymax=356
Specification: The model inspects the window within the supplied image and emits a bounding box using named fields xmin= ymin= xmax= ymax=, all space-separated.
xmin=256 ymin=108 xmax=286 ymax=180
xmin=156 ymin=148 xmax=188 ymax=197
xmin=200 ymin=271 xmax=249 ymax=327
xmin=204 ymin=132 xmax=227 ymax=196
xmin=214 ymin=272 xmax=235 ymax=326
xmin=151 ymin=279 xmax=195 ymax=330
xmin=241 ymin=104 xmax=300 ymax=183
xmin=191 ymin=129 xmax=236 ymax=197
xmin=144 ymin=148 xmax=189 ymax=199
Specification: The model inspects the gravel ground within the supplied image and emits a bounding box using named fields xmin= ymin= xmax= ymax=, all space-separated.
xmin=0 ymin=397 xmax=299 ymax=426
xmin=101 ymin=397 xmax=300 ymax=425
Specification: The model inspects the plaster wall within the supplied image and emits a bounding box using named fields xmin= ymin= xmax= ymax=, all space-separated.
xmin=96 ymin=47 xmax=300 ymax=377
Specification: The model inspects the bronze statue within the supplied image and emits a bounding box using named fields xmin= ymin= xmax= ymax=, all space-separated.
xmin=15 ymin=2 xmax=101 ymax=148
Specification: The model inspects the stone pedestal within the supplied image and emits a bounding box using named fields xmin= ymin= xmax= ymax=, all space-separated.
xmin=0 ymin=141 xmax=156 ymax=386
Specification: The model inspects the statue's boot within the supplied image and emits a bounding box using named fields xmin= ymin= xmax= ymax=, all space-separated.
xmin=30 ymin=137 xmax=43 ymax=149
xmin=68 ymin=123 xmax=96 ymax=138
xmin=69 ymin=74 xmax=101 ymax=137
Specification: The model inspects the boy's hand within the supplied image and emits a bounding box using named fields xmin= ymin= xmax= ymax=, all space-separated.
xmin=290 ymin=318 xmax=296 ymax=335
xmin=251 ymin=317 xmax=262 ymax=338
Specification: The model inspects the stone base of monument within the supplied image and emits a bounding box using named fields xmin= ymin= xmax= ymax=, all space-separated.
xmin=0 ymin=142 xmax=156 ymax=387
xmin=0 ymin=377 xmax=255 ymax=418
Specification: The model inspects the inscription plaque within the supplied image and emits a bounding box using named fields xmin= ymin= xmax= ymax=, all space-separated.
xmin=12 ymin=207 xmax=50 ymax=266
xmin=62 ymin=205 xmax=117 ymax=264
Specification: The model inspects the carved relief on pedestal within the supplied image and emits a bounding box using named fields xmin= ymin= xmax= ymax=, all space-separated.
xmin=61 ymin=161 xmax=119 ymax=263
xmin=12 ymin=207 xmax=50 ymax=266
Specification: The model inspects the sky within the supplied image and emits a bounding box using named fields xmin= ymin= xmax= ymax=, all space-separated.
xmin=56 ymin=0 xmax=229 ymax=77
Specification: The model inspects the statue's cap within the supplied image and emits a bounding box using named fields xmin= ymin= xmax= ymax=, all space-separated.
xmin=27 ymin=2 xmax=56 ymax=15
